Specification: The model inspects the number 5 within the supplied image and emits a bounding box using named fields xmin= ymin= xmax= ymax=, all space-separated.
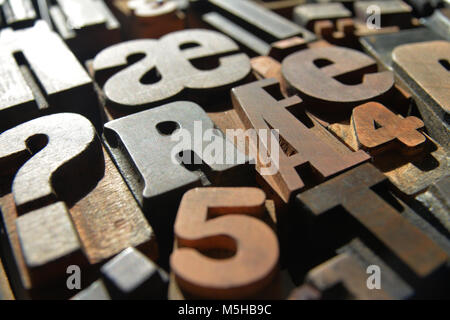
xmin=170 ymin=187 xmax=279 ymax=299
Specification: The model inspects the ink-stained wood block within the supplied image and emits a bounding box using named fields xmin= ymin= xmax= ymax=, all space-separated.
xmin=252 ymin=39 xmax=345 ymax=84
xmin=354 ymin=0 xmax=414 ymax=29
xmin=208 ymin=0 xmax=313 ymax=42
xmin=169 ymin=187 xmax=280 ymax=299
xmin=0 ymin=257 xmax=14 ymax=300
xmin=423 ymin=8 xmax=450 ymax=40
xmin=267 ymin=36 xmax=308 ymax=61
xmin=251 ymin=56 xmax=287 ymax=95
xmin=48 ymin=0 xmax=121 ymax=59
xmin=202 ymin=12 xmax=272 ymax=56
xmin=252 ymin=0 xmax=306 ymax=18
xmin=309 ymin=17 xmax=403 ymax=50
xmin=293 ymin=3 xmax=352 ymax=29
xmin=15 ymin=202 xmax=88 ymax=289
xmin=359 ymin=27 xmax=444 ymax=70
xmin=71 ymin=280 xmax=111 ymax=300
xmin=352 ymin=102 xmax=426 ymax=156
xmin=404 ymin=0 xmax=442 ymax=17
xmin=415 ymin=176 xmax=450 ymax=235
xmin=328 ymin=102 xmax=449 ymax=196
xmin=103 ymin=101 xmax=254 ymax=267
xmin=392 ymin=40 xmax=450 ymax=150
xmin=1 ymin=0 xmax=36 ymax=29
xmin=90 ymin=28 xmax=252 ymax=121
xmin=232 ymin=78 xmax=370 ymax=204
xmin=0 ymin=113 xmax=157 ymax=298
xmin=281 ymin=45 xmax=395 ymax=117
xmin=111 ymin=0 xmax=184 ymax=39
xmin=169 ymin=268 xmax=294 ymax=300
xmin=423 ymin=8 xmax=450 ymax=41
xmin=0 ymin=21 xmax=101 ymax=133
xmin=203 ymin=0 xmax=316 ymax=56
xmin=101 ymin=247 xmax=168 ymax=300
xmin=294 ymin=163 xmax=449 ymax=297
xmin=303 ymin=239 xmax=414 ymax=300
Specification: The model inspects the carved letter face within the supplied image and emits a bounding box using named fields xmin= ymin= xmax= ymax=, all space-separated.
xmin=93 ymin=29 xmax=251 ymax=111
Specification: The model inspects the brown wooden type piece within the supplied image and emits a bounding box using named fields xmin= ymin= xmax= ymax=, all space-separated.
xmin=92 ymin=28 xmax=252 ymax=120
xmin=103 ymin=101 xmax=254 ymax=267
xmin=112 ymin=0 xmax=184 ymax=39
xmin=170 ymin=187 xmax=279 ymax=299
xmin=415 ymin=175 xmax=450 ymax=235
xmin=291 ymin=1 xmax=415 ymax=49
xmin=299 ymin=239 xmax=414 ymax=300
xmin=393 ymin=40 xmax=450 ymax=150
xmin=354 ymin=0 xmax=415 ymax=29
xmin=0 ymin=113 xmax=157 ymax=299
xmin=232 ymin=78 xmax=370 ymax=204
xmin=281 ymin=45 xmax=394 ymax=116
xmin=0 ymin=21 xmax=101 ymax=133
xmin=267 ymin=36 xmax=308 ymax=61
xmin=293 ymin=3 xmax=352 ymax=30
xmin=0 ymin=256 xmax=14 ymax=300
xmin=352 ymin=102 xmax=426 ymax=156
xmin=249 ymin=45 xmax=440 ymax=199
xmin=48 ymin=0 xmax=121 ymax=59
xmin=293 ymin=0 xmax=420 ymax=49
xmin=294 ymin=163 xmax=449 ymax=297
xmin=0 ymin=0 xmax=448 ymax=301
xmin=329 ymin=101 xmax=449 ymax=196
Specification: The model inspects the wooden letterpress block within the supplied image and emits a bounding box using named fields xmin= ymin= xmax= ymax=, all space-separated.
xmin=47 ymin=0 xmax=121 ymax=59
xmin=298 ymin=240 xmax=414 ymax=300
xmin=281 ymin=45 xmax=395 ymax=116
xmin=203 ymin=0 xmax=316 ymax=56
xmin=73 ymin=247 xmax=169 ymax=300
xmin=393 ymin=40 xmax=450 ymax=149
xmin=111 ymin=0 xmax=184 ymax=39
xmin=328 ymin=101 xmax=448 ymax=196
xmin=354 ymin=0 xmax=414 ymax=29
xmin=404 ymin=0 xmax=442 ymax=17
xmin=71 ymin=280 xmax=111 ymax=300
xmin=0 ymin=21 xmax=101 ymax=133
xmin=103 ymin=101 xmax=255 ymax=267
xmin=232 ymin=78 xmax=370 ymax=204
xmin=267 ymin=36 xmax=308 ymax=61
xmin=0 ymin=0 xmax=36 ymax=29
xmin=252 ymin=0 xmax=306 ymax=18
xmin=359 ymin=27 xmax=444 ymax=70
xmin=293 ymin=3 xmax=352 ymax=30
xmin=101 ymin=247 xmax=168 ymax=300
xmin=169 ymin=187 xmax=280 ymax=300
xmin=90 ymin=28 xmax=252 ymax=121
xmin=414 ymin=176 xmax=450 ymax=234
xmin=293 ymin=163 xmax=449 ymax=297
xmin=423 ymin=8 xmax=450 ymax=40
xmin=0 ymin=113 xmax=157 ymax=299
xmin=0 ymin=256 xmax=14 ymax=300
